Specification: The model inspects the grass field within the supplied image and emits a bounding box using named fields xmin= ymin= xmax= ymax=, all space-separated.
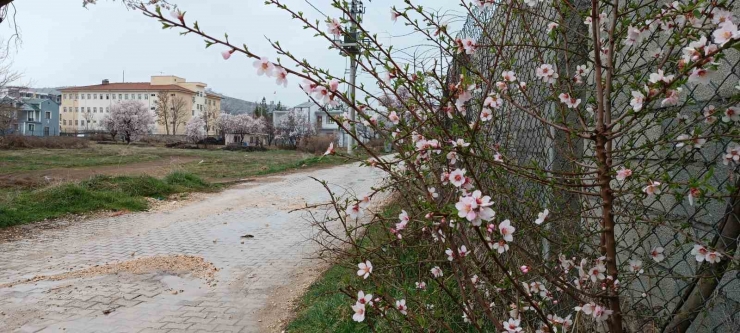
xmin=0 ymin=144 xmax=347 ymax=227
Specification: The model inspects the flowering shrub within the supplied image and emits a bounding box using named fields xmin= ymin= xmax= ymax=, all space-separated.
xmin=125 ymin=0 xmax=740 ymax=331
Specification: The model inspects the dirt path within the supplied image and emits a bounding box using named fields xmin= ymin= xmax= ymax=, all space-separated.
xmin=0 ymin=162 xmax=385 ymax=332
xmin=0 ymin=156 xmax=199 ymax=188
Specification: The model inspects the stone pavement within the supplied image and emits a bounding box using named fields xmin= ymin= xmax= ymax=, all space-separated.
xmin=0 ymin=162 xmax=385 ymax=333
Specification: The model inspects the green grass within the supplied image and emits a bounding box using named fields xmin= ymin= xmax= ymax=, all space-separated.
xmin=0 ymin=172 xmax=216 ymax=228
xmin=286 ymin=263 xmax=371 ymax=333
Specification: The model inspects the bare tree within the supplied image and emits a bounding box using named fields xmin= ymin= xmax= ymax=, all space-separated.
xmin=169 ymin=95 xmax=188 ymax=134
xmin=201 ymin=103 xmax=219 ymax=136
xmin=0 ymin=98 xmax=18 ymax=136
xmin=82 ymin=110 xmax=94 ymax=132
xmin=154 ymin=90 xmax=172 ymax=135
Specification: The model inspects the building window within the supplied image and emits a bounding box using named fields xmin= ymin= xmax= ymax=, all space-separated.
xmin=45 ymin=111 xmax=51 ymax=119
xmin=93 ymin=94 xmax=97 ymax=99
xmin=75 ymin=120 xmax=78 ymax=125
xmin=125 ymin=94 xmax=129 ymax=100
xmin=63 ymin=94 xmax=67 ymax=100
xmin=63 ymin=107 xmax=67 ymax=113
xmin=44 ymin=127 xmax=49 ymax=136
xmin=87 ymin=107 xmax=91 ymax=113
xmin=171 ymin=94 xmax=175 ymax=97
xmin=28 ymin=124 xmax=35 ymax=132
xmin=138 ymin=94 xmax=142 ymax=99
xmin=81 ymin=94 xmax=85 ymax=99
xmin=151 ymin=107 xmax=155 ymax=111
xmin=317 ymin=116 xmax=323 ymax=125
xmin=192 ymin=110 xmax=195 ymax=116
xmin=75 ymin=94 xmax=79 ymax=100
xmin=63 ymin=120 xmax=67 ymax=125
xmin=145 ymin=94 xmax=148 ymax=100
xmin=327 ymin=117 xmax=335 ymax=124
xmin=112 ymin=94 xmax=116 ymax=99
xmin=106 ymin=107 xmax=109 ymax=113
xmin=75 ymin=107 xmax=79 ymax=112
xmin=99 ymin=94 xmax=103 ymax=100
xmin=87 ymin=94 xmax=91 ymax=99
xmin=27 ymin=113 xmax=33 ymax=121
xmin=119 ymin=94 xmax=122 ymax=99
xmin=106 ymin=94 xmax=110 ymax=100
xmin=151 ymin=93 xmax=155 ymax=97
xmin=93 ymin=120 xmax=97 ymax=124
xmin=93 ymin=107 xmax=97 ymax=113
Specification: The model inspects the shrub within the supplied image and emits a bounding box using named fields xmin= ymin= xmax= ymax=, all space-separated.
xmin=299 ymin=135 xmax=336 ymax=155
xmin=0 ymin=136 xmax=90 ymax=150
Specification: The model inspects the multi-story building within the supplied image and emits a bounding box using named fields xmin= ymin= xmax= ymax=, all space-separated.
xmin=0 ymin=97 xmax=60 ymax=136
xmin=58 ymin=76 xmax=221 ymax=135
xmin=0 ymin=87 xmax=62 ymax=104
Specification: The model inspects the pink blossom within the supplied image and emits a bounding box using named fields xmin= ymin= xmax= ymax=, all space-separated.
xmin=484 ymin=94 xmax=503 ymax=109
xmin=221 ymin=49 xmax=233 ymax=60
xmin=624 ymin=26 xmax=646 ymax=45
xmin=499 ymin=219 xmax=515 ymax=242
xmin=616 ymin=167 xmax=632 ymax=181
xmin=688 ymin=68 xmax=712 ymax=85
xmin=535 ymin=209 xmax=549 ymax=225
xmin=391 ymin=9 xmax=400 ymax=22
xmin=706 ymin=251 xmax=722 ymax=264
xmin=447 ymin=151 xmax=458 ymax=165
xmin=643 ymin=181 xmax=661 ymax=196
xmin=396 ymin=299 xmax=407 ymax=315
xmin=323 ymin=142 xmax=335 ymax=156
xmin=460 ymin=38 xmax=477 ymax=54
xmin=504 ymin=318 xmax=522 ymax=332
xmin=346 ymin=203 xmax=363 ymax=219
xmin=449 ymin=169 xmax=466 ymax=187
xmin=628 ymin=259 xmax=644 ymax=274
xmin=329 ymin=79 xmax=339 ymax=92
xmin=431 ymin=266 xmax=443 ymax=278
xmin=536 ymin=64 xmax=559 ymax=84
xmin=588 ymin=263 xmax=606 ymax=282
xmin=651 ymin=247 xmax=665 ymax=262
xmin=630 ymin=90 xmax=645 ymax=111
xmin=492 ymin=240 xmax=509 ymax=253
xmin=713 ymin=21 xmax=740 ymax=45
xmin=559 ymin=93 xmax=581 ymax=109
xmin=359 ymin=195 xmax=371 ymax=209
xmin=661 ymin=89 xmax=681 ymax=107
xmin=546 ymin=22 xmax=558 ymax=33
xmin=388 ymin=111 xmax=400 ymax=124
xmin=493 ymin=152 xmax=504 ymax=163
xmin=649 ymin=69 xmax=674 ymax=84
xmin=327 ymin=18 xmax=342 ymax=37
xmin=253 ymin=57 xmax=274 ymax=77
xmin=520 ymin=265 xmax=530 ymax=274
xmin=688 ymin=188 xmax=700 ymax=206
xmin=428 ymin=187 xmax=439 ymax=198
xmin=502 ymin=71 xmax=517 ymax=82
xmin=481 ymin=108 xmax=493 ymax=121
xmin=723 ymin=106 xmax=740 ymax=122
xmin=300 ymin=79 xmax=318 ymax=94
xmin=415 ymin=281 xmax=427 ymax=290
xmin=275 ymin=66 xmax=288 ymax=87
xmin=170 ymin=8 xmax=184 ymax=23
xmin=357 ymin=260 xmax=373 ymax=279
xmin=351 ymin=302 xmax=366 ymax=322
xmin=704 ymin=105 xmax=718 ymax=124
xmin=691 ymin=244 xmax=709 ymax=262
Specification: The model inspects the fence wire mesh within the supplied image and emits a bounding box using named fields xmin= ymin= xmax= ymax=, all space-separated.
xmin=447 ymin=1 xmax=740 ymax=332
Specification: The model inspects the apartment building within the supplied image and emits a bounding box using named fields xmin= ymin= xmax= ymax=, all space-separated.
xmin=58 ymin=76 xmax=221 ymax=135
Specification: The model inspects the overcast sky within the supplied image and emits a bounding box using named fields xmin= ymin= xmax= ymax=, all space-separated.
xmin=6 ymin=0 xmax=463 ymax=107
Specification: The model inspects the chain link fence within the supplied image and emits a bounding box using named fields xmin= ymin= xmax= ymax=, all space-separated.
xmin=448 ymin=1 xmax=740 ymax=332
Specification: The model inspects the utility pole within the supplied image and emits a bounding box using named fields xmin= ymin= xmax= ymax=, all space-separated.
xmin=338 ymin=0 xmax=364 ymax=155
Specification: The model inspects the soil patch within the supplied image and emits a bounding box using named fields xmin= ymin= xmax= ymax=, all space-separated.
xmin=0 ymin=255 xmax=218 ymax=288
xmin=0 ymin=156 xmax=199 ymax=188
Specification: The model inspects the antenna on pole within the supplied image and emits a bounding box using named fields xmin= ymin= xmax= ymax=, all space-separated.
xmin=335 ymin=0 xmax=366 ymax=155
xmin=122 ymin=70 xmax=125 ymax=83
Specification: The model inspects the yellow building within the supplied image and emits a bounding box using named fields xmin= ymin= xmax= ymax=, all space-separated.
xmin=59 ymin=76 xmax=221 ymax=135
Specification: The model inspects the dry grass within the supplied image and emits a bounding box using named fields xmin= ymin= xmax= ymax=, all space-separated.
xmin=0 ymin=136 xmax=89 ymax=150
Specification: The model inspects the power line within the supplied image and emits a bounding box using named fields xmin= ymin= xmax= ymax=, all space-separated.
xmin=304 ymin=0 xmax=328 ymax=18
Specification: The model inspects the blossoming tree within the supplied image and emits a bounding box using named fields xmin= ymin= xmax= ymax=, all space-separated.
xmin=106 ymin=100 xmax=154 ymax=143
xmin=122 ymin=0 xmax=740 ymax=331
xmin=184 ymin=116 xmax=206 ymax=144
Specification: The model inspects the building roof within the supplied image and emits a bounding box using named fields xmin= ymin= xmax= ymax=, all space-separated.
xmin=23 ymin=98 xmax=55 ymax=105
xmin=205 ymin=92 xmax=222 ymax=100
xmin=292 ymin=101 xmax=316 ymax=109
xmin=60 ymin=82 xmax=195 ymax=94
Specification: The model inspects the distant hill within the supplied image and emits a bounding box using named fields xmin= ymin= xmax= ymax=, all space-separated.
xmin=207 ymin=90 xmax=258 ymax=115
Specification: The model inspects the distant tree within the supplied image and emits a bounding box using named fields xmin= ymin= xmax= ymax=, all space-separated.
xmin=82 ymin=110 xmax=94 ymax=132
xmin=101 ymin=114 xmax=118 ymax=141
xmin=109 ymin=100 xmax=153 ymax=143
xmin=154 ymin=91 xmax=173 ymax=134
xmin=185 ymin=116 xmax=206 ymax=144
xmin=276 ymin=110 xmax=313 ymax=148
xmin=154 ymin=91 xmax=188 ymax=135
xmin=170 ymin=95 xmax=188 ymax=134
xmin=262 ymin=113 xmax=276 ymax=146
xmin=202 ymin=104 xmax=219 ymax=136
xmin=0 ymin=99 xmax=18 ymax=136
xmin=275 ymin=101 xmax=283 ymax=111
